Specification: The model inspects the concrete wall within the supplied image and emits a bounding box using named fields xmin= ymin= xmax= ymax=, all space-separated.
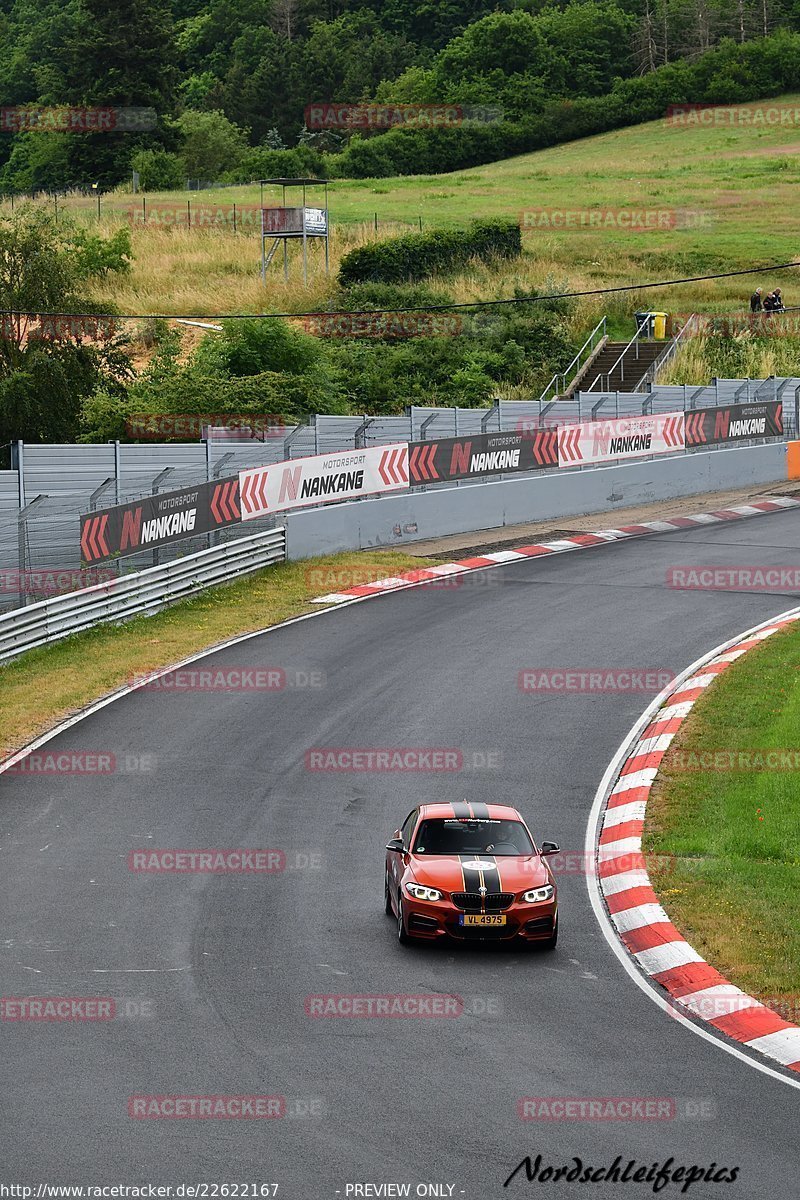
xmin=284 ymin=443 xmax=788 ymax=559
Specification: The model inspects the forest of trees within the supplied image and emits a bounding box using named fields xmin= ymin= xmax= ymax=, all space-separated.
xmin=1 ymin=0 xmax=800 ymax=189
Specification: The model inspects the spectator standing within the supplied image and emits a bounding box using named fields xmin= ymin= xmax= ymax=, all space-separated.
xmin=750 ymin=287 xmax=763 ymax=312
xmin=763 ymin=288 xmax=785 ymax=313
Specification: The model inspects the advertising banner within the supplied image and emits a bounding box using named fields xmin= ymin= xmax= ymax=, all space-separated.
xmin=80 ymin=477 xmax=241 ymax=565
xmin=558 ymin=413 xmax=685 ymax=468
xmin=240 ymin=444 xmax=409 ymax=520
xmin=260 ymin=207 xmax=328 ymax=236
xmin=685 ymin=401 xmax=782 ymax=447
xmin=408 ymin=430 xmax=558 ymax=484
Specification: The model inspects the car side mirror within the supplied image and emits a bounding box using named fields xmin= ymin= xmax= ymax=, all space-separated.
xmin=386 ymin=838 xmax=404 ymax=853
xmin=540 ymin=841 xmax=559 ymax=856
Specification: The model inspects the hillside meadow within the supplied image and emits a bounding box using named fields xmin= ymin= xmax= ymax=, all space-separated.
xmin=4 ymin=98 xmax=800 ymax=382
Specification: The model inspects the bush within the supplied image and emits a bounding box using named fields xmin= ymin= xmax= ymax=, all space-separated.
xmin=177 ymin=110 xmax=249 ymax=180
xmin=229 ymin=145 xmax=325 ymax=184
xmin=192 ymin=318 xmax=324 ymax=378
xmin=131 ymin=148 xmax=185 ymax=192
xmin=67 ymin=226 xmax=132 ymax=279
xmin=338 ymin=220 xmax=521 ymax=286
xmin=336 ymin=281 xmax=454 ymax=311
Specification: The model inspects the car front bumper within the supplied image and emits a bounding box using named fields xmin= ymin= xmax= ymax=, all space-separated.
xmin=404 ymin=896 xmax=557 ymax=942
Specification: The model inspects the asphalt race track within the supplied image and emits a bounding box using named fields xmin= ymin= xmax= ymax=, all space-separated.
xmin=3 ymin=509 xmax=800 ymax=1198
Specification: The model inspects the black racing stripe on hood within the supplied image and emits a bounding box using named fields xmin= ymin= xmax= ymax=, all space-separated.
xmin=459 ymin=855 xmax=483 ymax=893
xmin=478 ymin=856 xmax=502 ymax=895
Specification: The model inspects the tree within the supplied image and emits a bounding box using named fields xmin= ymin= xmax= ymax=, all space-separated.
xmin=0 ymin=131 xmax=72 ymax=192
xmin=434 ymin=12 xmax=551 ymax=83
xmin=63 ymin=0 xmax=179 ymax=185
xmin=176 ymin=109 xmax=248 ymax=178
xmin=0 ymin=211 xmax=132 ymax=442
xmin=535 ymin=3 xmax=635 ymax=96
xmin=300 ymin=12 xmax=418 ymax=106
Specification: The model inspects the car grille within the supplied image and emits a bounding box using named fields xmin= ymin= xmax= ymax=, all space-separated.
xmin=451 ymin=892 xmax=514 ymax=911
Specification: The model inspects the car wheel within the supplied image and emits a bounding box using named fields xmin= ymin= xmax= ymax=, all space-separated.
xmin=397 ymin=893 xmax=410 ymax=944
xmin=384 ymin=871 xmax=393 ymax=915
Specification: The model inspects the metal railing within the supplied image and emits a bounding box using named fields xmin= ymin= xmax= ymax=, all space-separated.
xmin=584 ymin=321 xmax=648 ymax=392
xmin=0 ymin=526 xmax=286 ymax=665
xmin=633 ymin=315 xmax=697 ymax=393
xmin=538 ymin=318 xmax=607 ymax=404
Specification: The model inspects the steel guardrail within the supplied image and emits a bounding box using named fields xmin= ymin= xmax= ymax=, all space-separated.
xmin=0 ymin=525 xmax=285 ymax=664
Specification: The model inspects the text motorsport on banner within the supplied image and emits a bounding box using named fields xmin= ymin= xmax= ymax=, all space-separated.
xmin=239 ymin=444 xmax=409 ymax=520
xmin=558 ymin=412 xmax=685 ymax=468
xmin=80 ymin=477 xmax=241 ymax=565
xmin=685 ymin=400 xmax=783 ymax=447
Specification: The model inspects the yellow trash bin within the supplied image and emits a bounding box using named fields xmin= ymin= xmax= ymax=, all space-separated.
xmin=652 ymin=312 xmax=668 ymax=339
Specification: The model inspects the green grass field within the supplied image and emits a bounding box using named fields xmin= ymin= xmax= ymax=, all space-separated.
xmin=0 ymin=548 xmax=429 ymax=756
xmin=4 ymin=95 xmax=800 ymax=326
xmin=4 ymin=97 xmax=800 ymax=326
xmin=646 ymin=620 xmax=800 ymax=1003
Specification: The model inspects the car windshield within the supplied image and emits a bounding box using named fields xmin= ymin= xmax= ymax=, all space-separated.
xmin=413 ymin=817 xmax=534 ymax=856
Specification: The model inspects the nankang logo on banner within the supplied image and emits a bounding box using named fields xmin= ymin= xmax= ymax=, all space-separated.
xmin=240 ymin=444 xmax=409 ymax=520
xmin=558 ymin=413 xmax=685 ymax=468
xmin=80 ymin=477 xmax=241 ymax=565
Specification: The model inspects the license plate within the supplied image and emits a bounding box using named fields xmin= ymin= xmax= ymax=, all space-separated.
xmin=459 ymin=914 xmax=506 ymax=927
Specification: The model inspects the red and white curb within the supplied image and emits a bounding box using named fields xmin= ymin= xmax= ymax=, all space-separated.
xmin=309 ymin=497 xmax=799 ymax=603
xmin=593 ymin=605 xmax=800 ymax=1082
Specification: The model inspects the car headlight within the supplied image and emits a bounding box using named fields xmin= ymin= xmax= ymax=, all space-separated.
xmin=523 ymin=884 xmax=554 ymax=903
xmin=405 ymin=882 xmax=443 ymax=902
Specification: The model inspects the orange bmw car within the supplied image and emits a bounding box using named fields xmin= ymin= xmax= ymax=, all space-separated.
xmin=384 ymin=801 xmax=559 ymax=948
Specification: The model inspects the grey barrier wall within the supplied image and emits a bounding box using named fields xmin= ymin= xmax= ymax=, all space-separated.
xmin=0 ymin=444 xmax=788 ymax=661
xmin=2 ymin=377 xmax=797 ymax=611
xmin=282 ymin=443 xmax=789 ymax=560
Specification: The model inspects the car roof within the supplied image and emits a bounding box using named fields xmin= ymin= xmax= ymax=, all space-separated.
xmin=417 ymin=802 xmax=523 ymax=821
